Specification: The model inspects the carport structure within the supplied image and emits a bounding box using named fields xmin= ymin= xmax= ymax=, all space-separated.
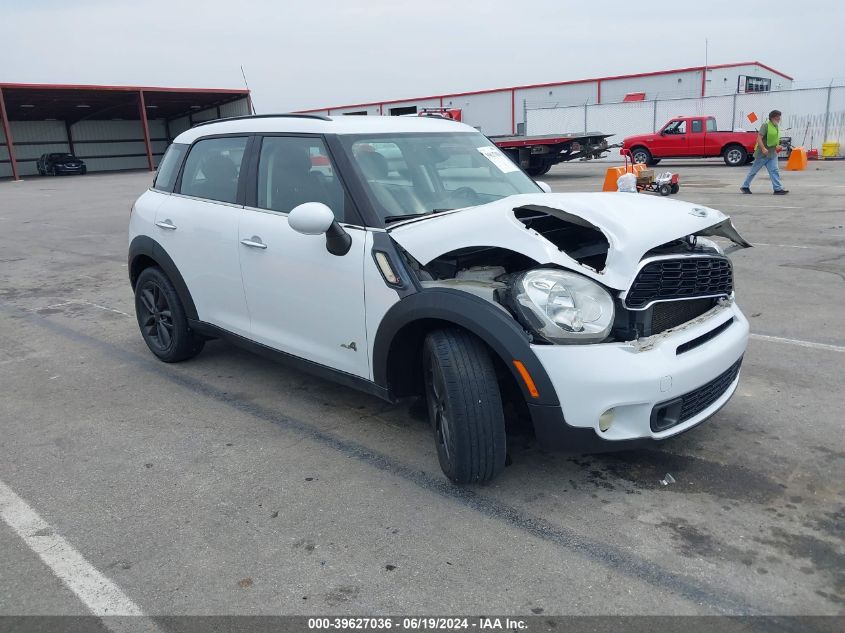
xmin=0 ymin=83 xmax=251 ymax=180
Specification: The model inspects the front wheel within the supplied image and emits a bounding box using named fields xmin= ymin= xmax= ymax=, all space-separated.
xmin=134 ymin=266 xmax=204 ymax=363
xmin=423 ymin=329 xmax=507 ymax=484
xmin=631 ymin=147 xmax=652 ymax=165
xmin=723 ymin=145 xmax=748 ymax=166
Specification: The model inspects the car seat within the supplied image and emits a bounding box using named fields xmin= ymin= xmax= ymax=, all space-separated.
xmin=199 ymin=154 xmax=239 ymax=203
xmin=266 ymin=145 xmax=340 ymax=220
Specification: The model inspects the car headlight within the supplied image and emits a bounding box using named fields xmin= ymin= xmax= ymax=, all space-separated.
xmin=510 ymin=269 xmax=615 ymax=344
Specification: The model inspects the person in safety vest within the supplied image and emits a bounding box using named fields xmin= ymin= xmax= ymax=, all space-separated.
xmin=741 ymin=109 xmax=789 ymax=195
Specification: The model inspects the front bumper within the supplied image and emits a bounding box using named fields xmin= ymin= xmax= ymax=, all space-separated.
xmin=54 ymin=165 xmax=85 ymax=174
xmin=527 ymin=301 xmax=748 ymax=451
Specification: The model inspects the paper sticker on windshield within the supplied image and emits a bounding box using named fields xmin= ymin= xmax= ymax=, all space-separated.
xmin=477 ymin=146 xmax=519 ymax=173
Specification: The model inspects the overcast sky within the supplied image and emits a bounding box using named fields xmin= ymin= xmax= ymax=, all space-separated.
xmin=2 ymin=0 xmax=843 ymax=111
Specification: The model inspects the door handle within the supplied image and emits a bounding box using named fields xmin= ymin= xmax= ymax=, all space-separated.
xmin=155 ymin=219 xmax=177 ymax=230
xmin=240 ymin=236 xmax=267 ymax=250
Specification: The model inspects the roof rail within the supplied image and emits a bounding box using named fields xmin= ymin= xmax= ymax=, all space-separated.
xmin=192 ymin=113 xmax=332 ymax=128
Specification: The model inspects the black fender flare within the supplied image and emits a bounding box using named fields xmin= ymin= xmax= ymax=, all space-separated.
xmin=128 ymin=235 xmax=198 ymax=321
xmin=372 ymin=288 xmax=559 ymax=406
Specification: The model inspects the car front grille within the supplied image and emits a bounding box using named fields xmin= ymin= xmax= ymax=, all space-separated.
xmin=651 ymin=298 xmax=715 ymax=333
xmin=626 ymin=257 xmax=733 ymax=309
xmin=650 ymin=357 xmax=743 ymax=432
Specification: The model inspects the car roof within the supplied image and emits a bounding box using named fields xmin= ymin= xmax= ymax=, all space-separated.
xmin=173 ymin=114 xmax=479 ymax=144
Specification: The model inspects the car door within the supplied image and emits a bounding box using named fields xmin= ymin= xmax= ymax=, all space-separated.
xmin=688 ymin=118 xmax=706 ymax=155
xmin=238 ymin=134 xmax=369 ymax=378
xmin=702 ymin=117 xmax=721 ymax=156
xmin=652 ymin=119 xmax=683 ymax=157
xmin=153 ymin=135 xmax=252 ymax=337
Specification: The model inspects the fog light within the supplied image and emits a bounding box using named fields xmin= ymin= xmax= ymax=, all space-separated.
xmin=599 ymin=409 xmax=615 ymax=432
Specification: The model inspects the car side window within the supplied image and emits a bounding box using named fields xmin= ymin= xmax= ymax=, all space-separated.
xmin=257 ymin=136 xmax=346 ymax=221
xmin=663 ymin=120 xmax=685 ymax=134
xmin=153 ymin=143 xmax=188 ymax=192
xmin=706 ymin=118 xmax=717 ymax=133
xmin=179 ymin=137 xmax=247 ymax=204
xmin=691 ymin=119 xmax=703 ymax=133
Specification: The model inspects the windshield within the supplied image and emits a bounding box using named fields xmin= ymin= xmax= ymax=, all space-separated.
xmin=337 ymin=132 xmax=541 ymax=223
xmin=50 ymin=153 xmax=75 ymax=159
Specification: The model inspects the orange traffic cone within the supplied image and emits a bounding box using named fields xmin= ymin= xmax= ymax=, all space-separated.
xmin=786 ymin=147 xmax=808 ymax=171
xmin=602 ymin=166 xmax=629 ymax=191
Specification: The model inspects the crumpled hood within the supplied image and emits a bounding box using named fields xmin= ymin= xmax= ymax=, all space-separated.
xmin=388 ymin=192 xmax=751 ymax=291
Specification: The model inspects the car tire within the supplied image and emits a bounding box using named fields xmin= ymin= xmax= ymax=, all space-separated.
xmin=651 ymin=158 xmax=662 ymax=165
xmin=723 ymin=144 xmax=747 ymax=166
xmin=525 ymin=161 xmax=551 ymax=177
xmin=423 ymin=328 xmax=507 ymax=484
xmin=631 ymin=147 xmax=652 ymax=165
xmin=134 ymin=266 xmax=204 ymax=363
xmin=671 ymin=183 xmax=680 ymax=194
xmin=659 ymin=183 xmax=672 ymax=196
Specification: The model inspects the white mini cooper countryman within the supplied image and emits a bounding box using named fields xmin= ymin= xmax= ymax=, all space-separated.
xmin=129 ymin=114 xmax=751 ymax=483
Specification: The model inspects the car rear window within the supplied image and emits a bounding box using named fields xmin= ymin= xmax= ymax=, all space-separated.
xmin=179 ymin=137 xmax=248 ymax=204
xmin=153 ymin=143 xmax=188 ymax=192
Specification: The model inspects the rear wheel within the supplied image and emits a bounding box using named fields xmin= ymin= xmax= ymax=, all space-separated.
xmin=723 ymin=144 xmax=748 ymax=166
xmin=423 ymin=329 xmax=507 ymax=484
xmin=659 ymin=183 xmax=672 ymax=196
xmin=525 ymin=161 xmax=551 ymax=177
xmin=631 ymin=147 xmax=652 ymax=165
xmin=134 ymin=266 xmax=204 ymax=363
xmin=671 ymin=183 xmax=680 ymax=194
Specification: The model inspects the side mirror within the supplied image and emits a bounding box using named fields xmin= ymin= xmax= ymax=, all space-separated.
xmin=535 ymin=181 xmax=552 ymax=193
xmin=288 ymin=202 xmax=351 ymax=256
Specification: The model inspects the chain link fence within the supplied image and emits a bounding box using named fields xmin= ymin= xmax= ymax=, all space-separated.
xmin=525 ymin=83 xmax=845 ymax=160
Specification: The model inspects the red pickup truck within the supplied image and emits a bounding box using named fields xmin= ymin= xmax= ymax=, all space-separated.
xmin=622 ymin=116 xmax=757 ymax=167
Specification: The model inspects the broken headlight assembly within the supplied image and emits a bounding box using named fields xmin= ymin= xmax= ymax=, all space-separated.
xmin=509 ymin=269 xmax=615 ymax=344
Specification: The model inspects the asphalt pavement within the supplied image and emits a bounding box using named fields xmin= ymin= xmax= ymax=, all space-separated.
xmin=0 ymin=160 xmax=843 ymax=619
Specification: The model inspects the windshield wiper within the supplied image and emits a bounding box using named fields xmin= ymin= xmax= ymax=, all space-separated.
xmin=384 ymin=212 xmax=432 ymax=223
xmin=383 ymin=208 xmax=454 ymax=224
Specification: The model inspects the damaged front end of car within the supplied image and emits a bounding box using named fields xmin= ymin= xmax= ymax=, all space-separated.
xmin=389 ymin=192 xmax=751 ymax=349
xmin=381 ymin=192 xmax=751 ymax=449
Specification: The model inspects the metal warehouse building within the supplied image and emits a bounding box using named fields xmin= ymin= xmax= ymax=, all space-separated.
xmin=0 ymin=83 xmax=251 ymax=180
xmin=298 ymin=61 xmax=792 ymax=136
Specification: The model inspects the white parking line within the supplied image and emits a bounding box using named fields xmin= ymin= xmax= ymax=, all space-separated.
xmin=40 ymin=299 xmax=133 ymax=318
xmin=750 ymin=333 xmax=845 ymax=353
xmin=728 ymin=204 xmax=803 ymax=209
xmin=0 ymin=478 xmax=154 ymax=626
xmin=753 ymin=242 xmax=815 ymax=249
